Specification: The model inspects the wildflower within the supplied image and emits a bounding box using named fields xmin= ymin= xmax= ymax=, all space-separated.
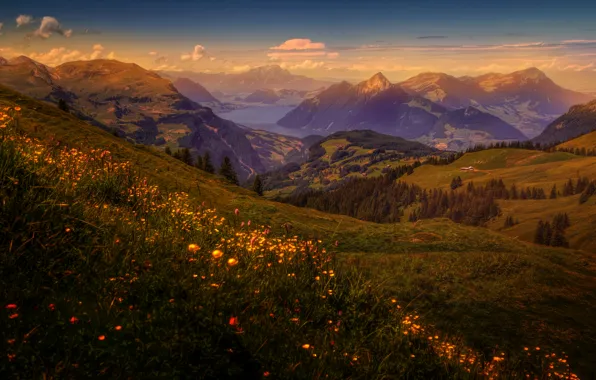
xmin=263 ymin=372 xmax=270 ymax=377
xmin=115 ymin=326 xmax=122 ymax=331
xmin=48 ymin=304 xmax=55 ymax=311
xmin=302 ymin=344 xmax=310 ymax=349
xmin=212 ymin=249 xmax=224 ymax=259
xmin=5 ymin=304 xmax=17 ymax=309
xmin=234 ymin=208 xmax=239 ymax=216
xmin=188 ymin=244 xmax=200 ymax=252
xmin=8 ymin=313 xmax=19 ymax=319
xmin=70 ymin=316 xmax=78 ymax=324
xmin=98 ymin=335 xmax=106 ymax=341
xmin=229 ymin=317 xmax=238 ymax=326
xmin=227 ymin=258 xmax=238 ymax=266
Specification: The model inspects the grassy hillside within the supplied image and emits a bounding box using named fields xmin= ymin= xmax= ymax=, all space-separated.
xmin=556 ymin=130 xmax=596 ymax=150
xmin=401 ymin=148 xmax=596 ymax=252
xmin=2 ymin=86 xmax=596 ymax=378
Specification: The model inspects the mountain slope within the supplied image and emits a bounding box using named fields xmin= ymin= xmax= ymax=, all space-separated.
xmin=0 ymin=57 xmax=271 ymax=180
xmin=277 ymin=73 xmax=449 ymax=139
xmin=172 ymin=77 xmax=220 ymax=103
xmin=162 ymin=65 xmax=334 ymax=93
xmin=3 ymin=87 xmax=596 ymax=379
xmin=418 ymin=106 xmax=527 ymax=150
xmin=244 ymin=88 xmax=281 ymax=104
xmin=401 ymin=68 xmax=592 ymax=138
xmin=533 ymin=99 xmax=596 ymax=145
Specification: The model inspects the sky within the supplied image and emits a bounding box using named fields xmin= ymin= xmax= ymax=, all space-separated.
xmin=2 ymin=0 xmax=596 ymax=91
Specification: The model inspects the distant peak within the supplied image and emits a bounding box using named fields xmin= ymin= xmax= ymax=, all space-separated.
xmin=358 ymin=72 xmax=392 ymax=94
xmin=514 ymin=67 xmax=548 ymax=80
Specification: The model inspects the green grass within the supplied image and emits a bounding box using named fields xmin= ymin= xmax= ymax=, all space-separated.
xmin=1 ymin=86 xmax=595 ymax=378
xmin=557 ymin=131 xmax=596 ymax=150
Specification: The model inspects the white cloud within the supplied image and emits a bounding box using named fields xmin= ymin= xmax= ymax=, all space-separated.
xmin=267 ymin=51 xmax=327 ymax=60
xmin=154 ymin=55 xmax=168 ymax=65
xmin=280 ymin=60 xmax=326 ymax=70
xmin=153 ymin=64 xmax=182 ymax=72
xmin=270 ymin=38 xmax=325 ymax=51
xmin=106 ymin=51 xmax=116 ymax=60
xmin=180 ymin=44 xmax=205 ymax=61
xmin=149 ymin=51 xmax=158 ymax=56
xmin=29 ymin=47 xmax=80 ymax=65
xmin=326 ymin=52 xmax=339 ymax=59
xmin=561 ymin=40 xmax=596 ymax=44
xmin=34 ymin=17 xmax=72 ymax=39
xmin=209 ymin=57 xmax=216 ymax=61
xmin=16 ymin=15 xmax=33 ymax=27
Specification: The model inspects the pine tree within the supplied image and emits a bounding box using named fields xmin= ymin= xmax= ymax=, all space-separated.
xmin=550 ymin=229 xmax=569 ymax=248
xmin=534 ymin=221 xmax=545 ymax=245
xmin=253 ymin=174 xmax=263 ymax=196
xmin=549 ymin=184 xmax=557 ymax=199
xmin=181 ymin=148 xmax=194 ymax=166
xmin=58 ymin=99 xmax=69 ymax=113
xmin=196 ymin=155 xmax=204 ymax=170
xmin=203 ymin=152 xmax=215 ymax=174
xmin=165 ymin=146 xmax=172 ymax=156
xmin=219 ymin=156 xmax=239 ymax=185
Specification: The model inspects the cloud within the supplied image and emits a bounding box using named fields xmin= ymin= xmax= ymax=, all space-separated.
xmin=29 ymin=47 xmax=80 ymax=65
xmin=90 ymin=44 xmax=105 ymax=59
xmin=106 ymin=52 xmax=116 ymax=60
xmin=149 ymin=51 xmax=158 ymax=56
xmin=209 ymin=57 xmax=216 ymax=61
xmin=560 ymin=63 xmax=595 ymax=71
xmin=270 ymin=38 xmax=325 ymax=50
xmin=153 ymin=64 xmax=181 ymax=72
xmin=34 ymin=17 xmax=72 ymax=39
xmin=83 ymin=29 xmax=102 ymax=35
xmin=231 ymin=65 xmax=252 ymax=73
xmin=561 ymin=40 xmax=596 ymax=44
xmin=180 ymin=44 xmax=205 ymax=61
xmin=16 ymin=15 xmax=33 ymax=27
xmin=267 ymin=51 xmax=327 ymax=60
xmin=154 ymin=55 xmax=168 ymax=65
xmin=417 ymin=36 xmax=448 ymax=39
xmin=326 ymin=52 xmax=339 ymax=59
xmin=280 ymin=60 xmax=326 ymax=70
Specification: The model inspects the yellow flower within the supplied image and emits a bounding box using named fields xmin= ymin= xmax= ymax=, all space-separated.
xmin=302 ymin=344 xmax=310 ymax=349
xmin=188 ymin=244 xmax=200 ymax=252
xmin=212 ymin=249 xmax=224 ymax=259
xmin=227 ymin=258 xmax=238 ymax=266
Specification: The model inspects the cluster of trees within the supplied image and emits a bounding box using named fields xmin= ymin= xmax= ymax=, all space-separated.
xmin=554 ymin=147 xmax=596 ymax=157
xmin=534 ymin=213 xmax=571 ymax=248
xmin=466 ymin=140 xmax=546 ymax=153
xmin=450 ymin=176 xmax=463 ymax=190
xmin=164 ymin=147 xmax=240 ymax=185
xmin=503 ymin=215 xmax=519 ymax=228
xmin=278 ymin=165 xmax=502 ymax=226
xmin=580 ymin=180 xmax=596 ymax=204
xmin=425 ymin=152 xmax=464 ymax=166
xmin=408 ymin=182 xmax=501 ymax=226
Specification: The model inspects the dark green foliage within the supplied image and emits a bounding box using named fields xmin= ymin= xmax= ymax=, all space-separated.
xmin=165 ymin=146 xmax=172 ymax=156
xmin=203 ymin=152 xmax=215 ymax=174
xmin=219 ymin=156 xmax=239 ymax=185
xmin=563 ymin=179 xmax=575 ymax=196
xmin=503 ymin=216 xmax=516 ymax=228
xmin=450 ymin=176 xmax=463 ymax=190
xmin=57 ymin=98 xmax=69 ymax=113
xmin=426 ymin=152 xmax=464 ymax=165
xmin=195 ymin=155 xmax=204 ymax=170
xmin=580 ymin=181 xmax=596 ymax=204
xmin=534 ymin=213 xmax=571 ymax=248
xmin=549 ymin=185 xmax=557 ymax=199
xmin=180 ymin=148 xmax=194 ymax=166
xmin=252 ymin=175 xmax=263 ymax=196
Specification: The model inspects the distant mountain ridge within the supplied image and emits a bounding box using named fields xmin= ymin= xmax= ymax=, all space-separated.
xmin=161 ymin=65 xmax=334 ymax=94
xmin=400 ymin=67 xmax=592 ymax=138
xmin=277 ymin=72 xmax=525 ymax=148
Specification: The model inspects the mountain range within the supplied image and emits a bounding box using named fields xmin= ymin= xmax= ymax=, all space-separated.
xmin=162 ymin=65 xmax=333 ymax=94
xmin=276 ymin=69 xmax=592 ymax=148
xmin=533 ymin=99 xmax=596 ymax=145
xmin=0 ymin=56 xmax=298 ymax=180
xmin=399 ymin=68 xmax=592 ymax=138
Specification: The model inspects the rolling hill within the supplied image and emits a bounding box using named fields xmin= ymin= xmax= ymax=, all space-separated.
xmin=556 ymin=130 xmax=596 ymax=151
xmin=2 ymin=84 xmax=596 ymax=378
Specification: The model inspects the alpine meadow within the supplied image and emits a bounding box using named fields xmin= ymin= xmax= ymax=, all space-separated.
xmin=1 ymin=1 xmax=596 ymax=379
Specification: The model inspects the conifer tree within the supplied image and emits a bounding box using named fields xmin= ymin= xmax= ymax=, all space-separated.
xmin=165 ymin=146 xmax=172 ymax=156
xmin=549 ymin=184 xmax=557 ymax=199
xmin=534 ymin=221 xmax=545 ymax=245
xmin=203 ymin=152 xmax=215 ymax=174
xmin=181 ymin=148 xmax=194 ymax=166
xmin=196 ymin=155 xmax=204 ymax=170
xmin=253 ymin=174 xmax=264 ymax=196
xmin=58 ymin=99 xmax=69 ymax=113
xmin=219 ymin=156 xmax=239 ymax=185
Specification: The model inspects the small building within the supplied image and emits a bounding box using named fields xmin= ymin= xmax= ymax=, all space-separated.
xmin=460 ymin=166 xmax=475 ymax=172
